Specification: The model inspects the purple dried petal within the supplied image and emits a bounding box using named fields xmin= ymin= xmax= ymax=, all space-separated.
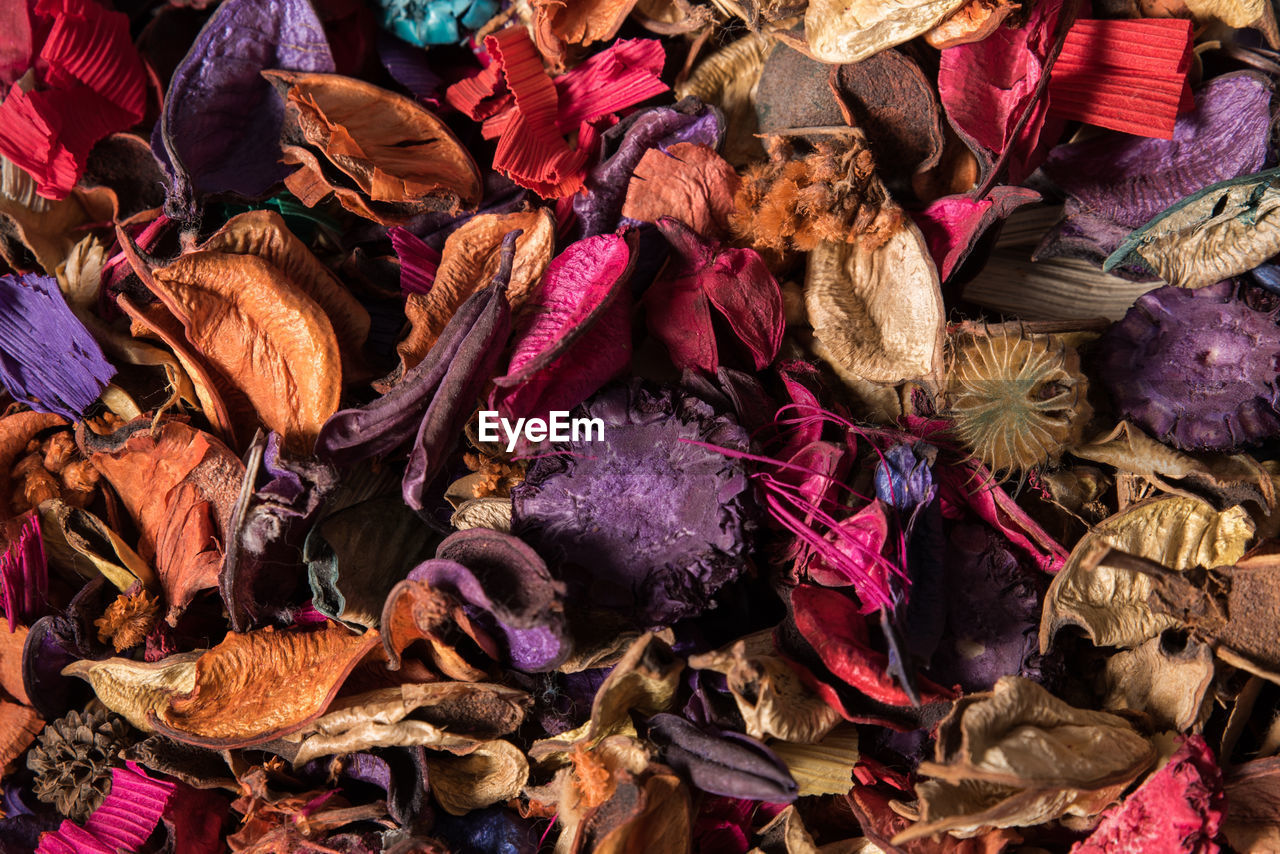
xmin=155 ymin=0 xmax=335 ymax=218
xmin=873 ymin=444 xmax=936 ymax=511
xmin=1098 ymin=282 xmax=1280 ymax=451
xmin=512 ymin=381 xmax=754 ymax=626
xmin=644 ymin=713 xmax=798 ymax=802
xmin=377 ymin=30 xmax=442 ymax=106
xmin=1039 ymin=73 xmax=1272 ymax=261
xmin=0 ymin=274 xmax=115 ymax=420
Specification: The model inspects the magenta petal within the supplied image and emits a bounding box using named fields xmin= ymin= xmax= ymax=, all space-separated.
xmin=912 ymin=186 xmax=1041 ymax=280
xmin=807 ymin=500 xmax=890 ymax=590
xmin=702 ymin=248 xmax=784 ymax=370
xmin=390 ymin=226 xmax=441 ymax=296
xmin=492 ymin=232 xmax=636 ymax=421
xmin=646 ymin=277 xmax=718 ymax=373
xmin=37 ymin=762 xmax=177 ymax=854
xmin=0 ymin=512 xmax=47 ymax=631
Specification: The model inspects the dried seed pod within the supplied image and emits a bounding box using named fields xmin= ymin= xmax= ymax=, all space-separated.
xmin=947 ymin=329 xmax=1092 ymax=474
xmin=27 ymin=707 xmax=133 ymax=822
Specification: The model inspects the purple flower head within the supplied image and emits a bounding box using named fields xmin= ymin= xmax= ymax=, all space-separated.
xmin=0 ymin=274 xmax=115 ymax=419
xmin=512 ymin=381 xmax=754 ymax=627
xmin=1098 ymin=282 xmax=1280 ymax=451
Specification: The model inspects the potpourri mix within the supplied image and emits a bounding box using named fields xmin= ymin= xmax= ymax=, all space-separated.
xmin=3 ymin=0 xmax=1280 ymax=851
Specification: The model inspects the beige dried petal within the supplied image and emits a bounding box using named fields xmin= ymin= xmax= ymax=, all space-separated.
xmin=62 ymin=654 xmax=201 ymax=732
xmin=1040 ymin=496 xmax=1254 ymax=651
xmin=675 ymin=34 xmax=770 ymax=168
xmin=769 ymin=727 xmax=860 ymax=798
xmin=925 ymin=0 xmax=1018 ymax=49
xmin=688 ymin=642 xmax=841 ymax=743
xmin=450 ymin=497 xmax=513 ymax=532
xmin=425 ymin=739 xmax=529 ymax=815
xmin=1185 ymin=0 xmax=1280 ymax=45
xmin=291 ymin=720 xmax=474 ymax=766
xmin=806 ymin=220 xmax=945 ymax=385
xmin=1100 ymin=634 xmax=1215 ymax=731
xmin=805 ymin=0 xmax=969 ymax=63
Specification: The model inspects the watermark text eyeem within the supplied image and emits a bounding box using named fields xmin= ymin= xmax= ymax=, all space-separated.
xmin=477 ymin=411 xmax=605 ymax=452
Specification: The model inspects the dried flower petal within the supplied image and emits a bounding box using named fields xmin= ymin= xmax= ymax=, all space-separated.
xmin=805 ymin=0 xmax=969 ymax=64
xmin=621 ymin=143 xmax=740 ymax=241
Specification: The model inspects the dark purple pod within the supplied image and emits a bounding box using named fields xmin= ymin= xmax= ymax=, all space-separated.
xmin=1098 ymin=282 xmax=1280 ymax=451
xmin=644 ymin=713 xmax=798 ymax=802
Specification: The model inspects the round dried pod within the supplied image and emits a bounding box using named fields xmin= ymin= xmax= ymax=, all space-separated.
xmin=27 ymin=707 xmax=133 ymax=822
xmin=1098 ymin=283 xmax=1280 ymax=451
xmin=947 ymin=330 xmax=1092 ymax=474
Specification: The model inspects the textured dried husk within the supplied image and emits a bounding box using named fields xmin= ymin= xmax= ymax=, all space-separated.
xmin=1040 ymin=496 xmax=1254 ymax=652
xmin=1100 ymin=633 xmax=1215 ymax=731
xmin=805 ymin=0 xmax=970 ymax=63
xmin=676 ymin=34 xmax=771 ymax=167
xmin=264 ymin=70 xmax=482 ymax=223
xmin=425 ymin=739 xmax=530 ymax=815
xmin=805 ymin=219 xmax=945 ymax=386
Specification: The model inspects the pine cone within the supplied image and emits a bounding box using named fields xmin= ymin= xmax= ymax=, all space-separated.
xmin=27 ymin=708 xmax=133 ymax=823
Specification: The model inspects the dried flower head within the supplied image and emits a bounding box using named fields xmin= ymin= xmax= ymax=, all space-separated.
xmin=1098 ymin=283 xmax=1280 ymax=451
xmin=731 ymin=132 xmax=901 ymax=253
xmin=947 ymin=329 xmax=1092 ymax=474
xmin=28 ymin=707 xmax=133 ymax=822
xmin=95 ymin=589 xmax=162 ymax=652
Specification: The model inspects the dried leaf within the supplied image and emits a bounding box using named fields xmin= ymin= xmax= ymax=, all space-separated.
xmin=0 ymin=411 xmax=66 ymax=522
xmin=0 ymin=624 xmax=30 ymax=705
xmin=1184 ymin=0 xmax=1279 ymax=45
xmin=894 ymin=677 xmax=1155 ymax=843
xmin=532 ymin=0 xmax=639 ymax=70
xmin=62 ymin=653 xmax=201 ymax=732
xmin=1040 ymin=496 xmax=1254 ymax=651
xmin=0 ymin=186 xmax=115 ymax=276
xmin=1106 ymin=169 xmax=1280 ymax=288
xmin=399 ymin=209 xmax=554 ymax=371
xmin=424 ymin=739 xmax=529 ymax=815
xmin=1100 ymin=634 xmax=1214 ymax=732
xmin=926 ymin=0 xmax=1020 ymax=48
xmin=80 ymin=419 xmax=242 ymax=620
xmin=1224 ymin=757 xmax=1280 ymax=852
xmin=805 ymin=0 xmax=969 ymax=63
xmin=146 ymin=249 xmax=342 ymax=453
xmin=688 ymin=641 xmax=842 ymax=743
xmin=768 ymin=727 xmax=860 ymax=798
xmin=266 ymin=70 xmax=482 ymax=223
xmin=574 ymin=770 xmax=692 ymax=854
xmin=621 ymin=143 xmax=740 ymax=240
xmin=37 ymin=498 xmax=156 ymax=593
xmin=0 ymin=698 xmax=41 ymax=770
xmin=805 ymin=220 xmax=945 ymax=385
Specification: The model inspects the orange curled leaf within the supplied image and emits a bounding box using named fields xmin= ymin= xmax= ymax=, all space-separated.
xmin=621 ymin=143 xmax=740 ymax=241
xmin=148 ymin=251 xmax=342 ymax=453
xmin=532 ymin=0 xmax=640 ymax=70
xmin=399 ymin=209 xmax=555 ymax=371
xmin=80 ymin=418 xmax=243 ymax=621
xmin=264 ymin=70 xmax=482 ymax=223
xmin=0 ymin=624 xmax=30 ymax=705
xmin=0 ymin=699 xmax=41 ymax=770
xmin=149 ymin=623 xmax=381 ymax=748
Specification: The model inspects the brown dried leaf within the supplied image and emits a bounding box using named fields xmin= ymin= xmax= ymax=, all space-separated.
xmin=894 ymin=677 xmax=1155 ymax=843
xmin=150 ymin=624 xmax=381 ymax=748
xmin=574 ymin=770 xmax=692 ymax=854
xmin=381 ymin=579 xmax=492 ymax=682
xmin=148 ymin=251 xmax=342 ymax=453
xmin=1224 ymin=757 xmax=1280 ymax=853
xmin=1040 ymin=497 xmax=1254 ymax=652
xmin=265 ymin=71 xmax=482 ymax=224
xmin=805 ymin=219 xmax=945 ymax=385
xmin=0 ymin=186 xmax=115 ymax=275
xmin=195 ymin=210 xmax=371 ymax=360
xmin=80 ymin=419 xmax=243 ymax=619
xmin=398 ymin=209 xmax=555 ymax=371
xmin=62 ymin=653 xmax=202 ymax=732
xmin=621 ymin=143 xmax=740 ymax=241
xmin=805 ymin=0 xmax=970 ymax=63
xmin=424 ymin=739 xmax=529 ymax=815
xmin=0 ymin=699 xmax=41 ymax=770
xmin=675 ymin=34 xmax=771 ymax=168
xmin=688 ymin=641 xmax=841 ymax=743
xmin=532 ymin=0 xmax=639 ymax=70
xmin=1100 ymin=634 xmax=1215 ymax=731
xmin=37 ymin=498 xmax=157 ymax=593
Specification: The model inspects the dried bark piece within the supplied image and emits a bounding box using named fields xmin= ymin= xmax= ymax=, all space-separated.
xmin=147 ymin=249 xmax=342 ymax=453
xmin=155 ymin=624 xmax=378 ymax=748
xmin=1106 ymin=169 xmax=1280 ymax=288
xmin=265 ymin=70 xmax=482 ymax=224
xmin=806 ymin=0 xmax=969 ymax=63
xmin=621 ymin=143 xmax=740 ymax=241
xmin=675 ymin=34 xmax=771 ymax=167
xmin=894 ymin=677 xmax=1155 ymax=843
xmin=79 ymin=418 xmax=242 ymax=622
xmin=805 ymin=218 xmax=944 ymax=386
xmin=398 ymin=209 xmax=554 ymax=372
xmin=1040 ymin=496 xmax=1254 ymax=651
